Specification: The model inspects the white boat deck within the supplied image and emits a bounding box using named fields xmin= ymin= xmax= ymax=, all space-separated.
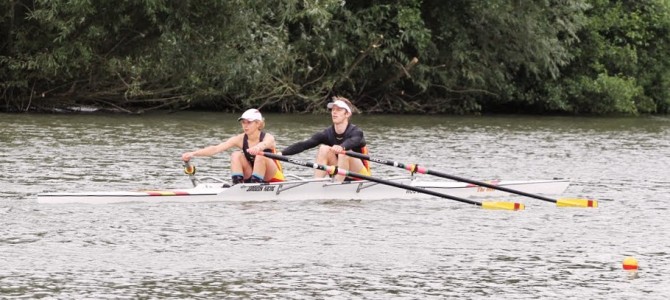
xmin=37 ymin=175 xmax=570 ymax=204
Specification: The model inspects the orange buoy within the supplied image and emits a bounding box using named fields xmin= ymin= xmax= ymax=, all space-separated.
xmin=623 ymin=257 xmax=638 ymax=270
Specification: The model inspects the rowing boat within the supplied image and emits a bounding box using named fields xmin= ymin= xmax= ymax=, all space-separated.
xmin=37 ymin=176 xmax=569 ymax=204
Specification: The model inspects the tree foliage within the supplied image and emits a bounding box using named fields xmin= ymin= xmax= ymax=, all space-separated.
xmin=1 ymin=0 xmax=669 ymax=114
xmin=540 ymin=0 xmax=670 ymax=114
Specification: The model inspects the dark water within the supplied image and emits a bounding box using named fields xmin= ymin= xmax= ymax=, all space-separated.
xmin=1 ymin=112 xmax=669 ymax=299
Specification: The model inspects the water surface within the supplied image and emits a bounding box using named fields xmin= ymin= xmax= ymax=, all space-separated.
xmin=1 ymin=112 xmax=669 ymax=299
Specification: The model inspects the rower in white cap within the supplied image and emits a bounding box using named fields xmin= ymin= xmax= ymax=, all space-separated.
xmin=280 ymin=96 xmax=371 ymax=182
xmin=182 ymin=108 xmax=285 ymax=185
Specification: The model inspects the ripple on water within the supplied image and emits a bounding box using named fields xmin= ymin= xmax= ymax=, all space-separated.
xmin=1 ymin=113 xmax=669 ymax=299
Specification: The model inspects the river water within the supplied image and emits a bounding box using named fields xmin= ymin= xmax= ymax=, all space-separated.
xmin=1 ymin=112 xmax=669 ymax=299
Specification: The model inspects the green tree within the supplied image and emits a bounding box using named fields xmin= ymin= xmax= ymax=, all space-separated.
xmin=409 ymin=0 xmax=588 ymax=114
xmin=542 ymin=0 xmax=670 ymax=114
xmin=0 ymin=0 xmax=318 ymax=112
xmin=2 ymin=0 xmax=669 ymax=115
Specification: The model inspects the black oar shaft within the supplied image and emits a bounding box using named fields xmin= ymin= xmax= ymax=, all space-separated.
xmin=262 ymin=152 xmax=482 ymax=207
xmin=344 ymin=150 xmax=557 ymax=204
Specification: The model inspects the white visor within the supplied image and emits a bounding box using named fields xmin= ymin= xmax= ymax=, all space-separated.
xmin=237 ymin=109 xmax=263 ymax=121
xmin=327 ymin=100 xmax=352 ymax=113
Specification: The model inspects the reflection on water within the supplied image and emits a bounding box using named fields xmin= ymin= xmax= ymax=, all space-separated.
xmin=1 ymin=112 xmax=669 ymax=299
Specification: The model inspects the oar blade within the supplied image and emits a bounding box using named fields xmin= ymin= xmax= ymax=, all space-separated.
xmin=481 ymin=201 xmax=525 ymax=211
xmin=556 ymin=198 xmax=598 ymax=208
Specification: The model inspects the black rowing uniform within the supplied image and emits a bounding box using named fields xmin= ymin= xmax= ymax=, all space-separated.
xmin=281 ymin=124 xmax=370 ymax=176
xmin=282 ymin=123 xmax=366 ymax=155
xmin=243 ymin=132 xmax=272 ymax=165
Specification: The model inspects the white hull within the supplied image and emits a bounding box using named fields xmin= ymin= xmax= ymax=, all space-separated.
xmin=37 ymin=177 xmax=570 ymax=204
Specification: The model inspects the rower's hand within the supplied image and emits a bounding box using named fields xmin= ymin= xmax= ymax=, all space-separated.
xmin=247 ymin=146 xmax=262 ymax=156
xmin=330 ymin=145 xmax=344 ymax=154
xmin=181 ymin=152 xmax=194 ymax=162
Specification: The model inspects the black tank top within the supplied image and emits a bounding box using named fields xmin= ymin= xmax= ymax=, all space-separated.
xmin=243 ymin=132 xmax=272 ymax=164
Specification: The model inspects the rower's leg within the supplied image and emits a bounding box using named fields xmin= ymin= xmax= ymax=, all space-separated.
xmin=334 ymin=155 xmax=365 ymax=182
xmin=315 ymin=145 xmax=337 ymax=178
xmin=346 ymin=156 xmax=366 ymax=175
xmin=230 ymin=151 xmax=252 ymax=183
xmin=256 ymin=157 xmax=281 ymax=182
xmin=251 ymin=156 xmax=270 ymax=182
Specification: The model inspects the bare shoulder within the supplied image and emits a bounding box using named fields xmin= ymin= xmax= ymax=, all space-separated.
xmin=221 ymin=133 xmax=244 ymax=148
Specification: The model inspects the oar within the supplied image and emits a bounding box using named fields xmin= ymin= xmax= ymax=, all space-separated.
xmin=343 ymin=151 xmax=597 ymax=208
xmin=183 ymin=161 xmax=198 ymax=187
xmin=259 ymin=152 xmax=524 ymax=210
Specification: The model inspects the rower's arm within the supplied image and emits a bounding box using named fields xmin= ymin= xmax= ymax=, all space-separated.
xmin=281 ymin=131 xmax=327 ymax=155
xmin=188 ymin=135 xmax=241 ymax=158
xmin=340 ymin=126 xmax=365 ymax=150
xmin=251 ymin=133 xmax=277 ymax=151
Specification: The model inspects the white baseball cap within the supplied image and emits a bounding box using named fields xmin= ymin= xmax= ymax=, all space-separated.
xmin=327 ymin=99 xmax=352 ymax=113
xmin=237 ymin=109 xmax=263 ymax=121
